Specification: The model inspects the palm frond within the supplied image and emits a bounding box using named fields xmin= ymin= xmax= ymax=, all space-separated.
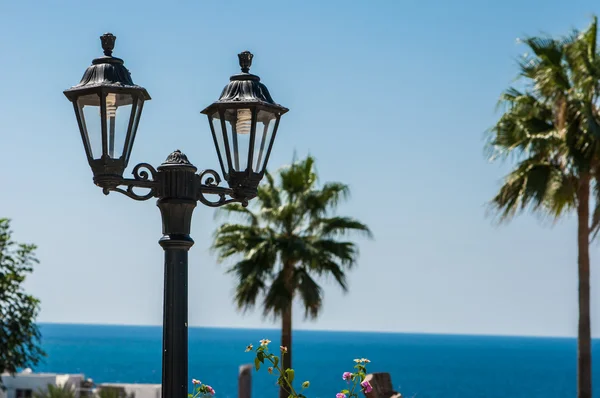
xmin=518 ymin=35 xmax=570 ymax=95
xmin=303 ymin=182 xmax=350 ymax=217
xmin=279 ymin=156 xmax=318 ymax=199
xmin=312 ymin=216 xmax=373 ymax=238
xmin=487 ymin=85 xmax=568 ymax=165
xmin=523 ymin=36 xmax=563 ymax=64
xmin=590 ymin=174 xmax=600 ymax=240
xmin=214 ymin=203 xmax=259 ymax=226
xmin=257 ymin=171 xmax=281 ymax=211
xmin=307 ymin=259 xmax=349 ymax=292
xmin=547 ymin=173 xmax=578 ymax=217
xmin=310 ymin=239 xmax=359 ymax=266
xmin=294 ymin=267 xmax=323 ymax=319
xmin=262 ymin=271 xmax=292 ymax=318
xmin=490 ymin=159 xmax=563 ymax=221
xmin=233 ymin=272 xmax=266 ymax=312
xmin=211 ymin=223 xmax=274 ymax=261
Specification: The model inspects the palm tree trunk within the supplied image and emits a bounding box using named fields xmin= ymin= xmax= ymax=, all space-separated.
xmin=279 ymin=261 xmax=294 ymax=398
xmin=577 ymin=173 xmax=592 ymax=398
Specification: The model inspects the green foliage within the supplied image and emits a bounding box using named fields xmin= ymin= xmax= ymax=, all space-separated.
xmin=33 ymin=384 xmax=75 ymax=398
xmin=96 ymin=387 xmax=135 ymax=398
xmin=487 ymin=17 xmax=600 ymax=224
xmin=212 ymin=155 xmax=372 ymax=320
xmin=0 ymin=218 xmax=44 ymax=375
xmin=189 ymin=380 xmax=215 ymax=397
xmin=241 ymin=340 xmax=372 ymax=398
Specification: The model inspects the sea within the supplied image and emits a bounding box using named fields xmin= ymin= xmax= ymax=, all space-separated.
xmin=35 ymin=323 xmax=600 ymax=398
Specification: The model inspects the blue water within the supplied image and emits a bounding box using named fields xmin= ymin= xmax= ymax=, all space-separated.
xmin=35 ymin=324 xmax=600 ymax=398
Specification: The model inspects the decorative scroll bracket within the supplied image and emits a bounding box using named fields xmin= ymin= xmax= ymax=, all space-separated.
xmin=103 ymin=163 xmax=160 ymax=201
xmin=196 ymin=169 xmax=245 ymax=207
xmin=101 ymin=163 xmax=248 ymax=207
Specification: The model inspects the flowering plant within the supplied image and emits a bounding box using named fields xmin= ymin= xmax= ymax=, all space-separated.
xmin=246 ymin=338 xmax=372 ymax=398
xmin=189 ymin=338 xmax=373 ymax=398
xmin=189 ymin=379 xmax=215 ymax=398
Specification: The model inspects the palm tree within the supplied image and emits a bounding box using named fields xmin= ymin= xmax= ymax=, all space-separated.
xmin=33 ymin=384 xmax=75 ymax=398
xmin=487 ymin=17 xmax=600 ymax=398
xmin=212 ymin=155 xmax=372 ymax=398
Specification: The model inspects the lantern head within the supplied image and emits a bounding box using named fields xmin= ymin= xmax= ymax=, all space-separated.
xmin=201 ymin=51 xmax=288 ymax=200
xmin=64 ymin=33 xmax=150 ymax=189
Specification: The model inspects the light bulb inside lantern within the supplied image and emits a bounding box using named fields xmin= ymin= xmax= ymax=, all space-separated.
xmin=106 ymin=93 xmax=117 ymax=118
xmin=106 ymin=93 xmax=117 ymax=157
xmin=235 ymin=109 xmax=252 ymax=134
xmin=97 ymin=94 xmax=118 ymax=118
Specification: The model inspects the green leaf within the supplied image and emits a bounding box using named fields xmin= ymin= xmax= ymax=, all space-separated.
xmin=273 ymin=356 xmax=279 ymax=367
xmin=257 ymin=350 xmax=265 ymax=363
xmin=285 ymin=368 xmax=295 ymax=383
xmin=254 ymin=357 xmax=261 ymax=371
xmin=341 ymin=390 xmax=350 ymax=394
xmin=0 ymin=218 xmax=44 ymax=377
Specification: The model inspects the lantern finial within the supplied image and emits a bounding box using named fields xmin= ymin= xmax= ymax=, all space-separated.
xmin=100 ymin=33 xmax=116 ymax=57
xmin=238 ymin=51 xmax=253 ymax=73
xmin=163 ymin=149 xmax=192 ymax=166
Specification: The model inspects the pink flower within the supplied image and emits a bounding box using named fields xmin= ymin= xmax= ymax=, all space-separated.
xmin=191 ymin=379 xmax=201 ymax=385
xmin=342 ymin=372 xmax=353 ymax=381
xmin=336 ymin=394 xmax=347 ymax=398
xmin=361 ymin=380 xmax=373 ymax=393
xmin=205 ymin=385 xmax=215 ymax=395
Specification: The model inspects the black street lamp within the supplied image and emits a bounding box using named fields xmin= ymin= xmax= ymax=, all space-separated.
xmin=64 ymin=33 xmax=288 ymax=398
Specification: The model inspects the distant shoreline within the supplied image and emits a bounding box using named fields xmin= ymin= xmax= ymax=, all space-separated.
xmin=36 ymin=322 xmax=587 ymax=340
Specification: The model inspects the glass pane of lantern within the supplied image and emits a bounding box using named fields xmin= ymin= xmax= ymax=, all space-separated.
xmin=76 ymin=93 xmax=135 ymax=160
xmin=124 ymin=98 xmax=144 ymax=164
xmin=223 ymin=108 xmax=252 ymax=172
xmin=77 ymin=94 xmax=102 ymax=159
xmin=253 ymin=110 xmax=278 ymax=172
xmin=209 ymin=111 xmax=228 ymax=173
xmin=105 ymin=93 xmax=134 ymax=159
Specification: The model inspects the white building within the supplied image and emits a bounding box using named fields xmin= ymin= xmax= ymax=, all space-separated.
xmin=0 ymin=369 xmax=85 ymax=398
xmin=0 ymin=370 xmax=161 ymax=398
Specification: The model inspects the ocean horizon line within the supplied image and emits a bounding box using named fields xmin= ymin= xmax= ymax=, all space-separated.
xmin=37 ymin=322 xmax=591 ymax=341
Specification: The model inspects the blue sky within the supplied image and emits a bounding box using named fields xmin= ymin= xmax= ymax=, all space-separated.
xmin=1 ymin=0 xmax=599 ymax=337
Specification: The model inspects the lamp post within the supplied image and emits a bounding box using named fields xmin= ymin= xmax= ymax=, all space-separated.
xmin=64 ymin=33 xmax=288 ymax=398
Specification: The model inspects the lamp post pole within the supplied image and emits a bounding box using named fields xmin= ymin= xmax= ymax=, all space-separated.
xmin=157 ymin=155 xmax=198 ymax=398
xmin=64 ymin=33 xmax=288 ymax=398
